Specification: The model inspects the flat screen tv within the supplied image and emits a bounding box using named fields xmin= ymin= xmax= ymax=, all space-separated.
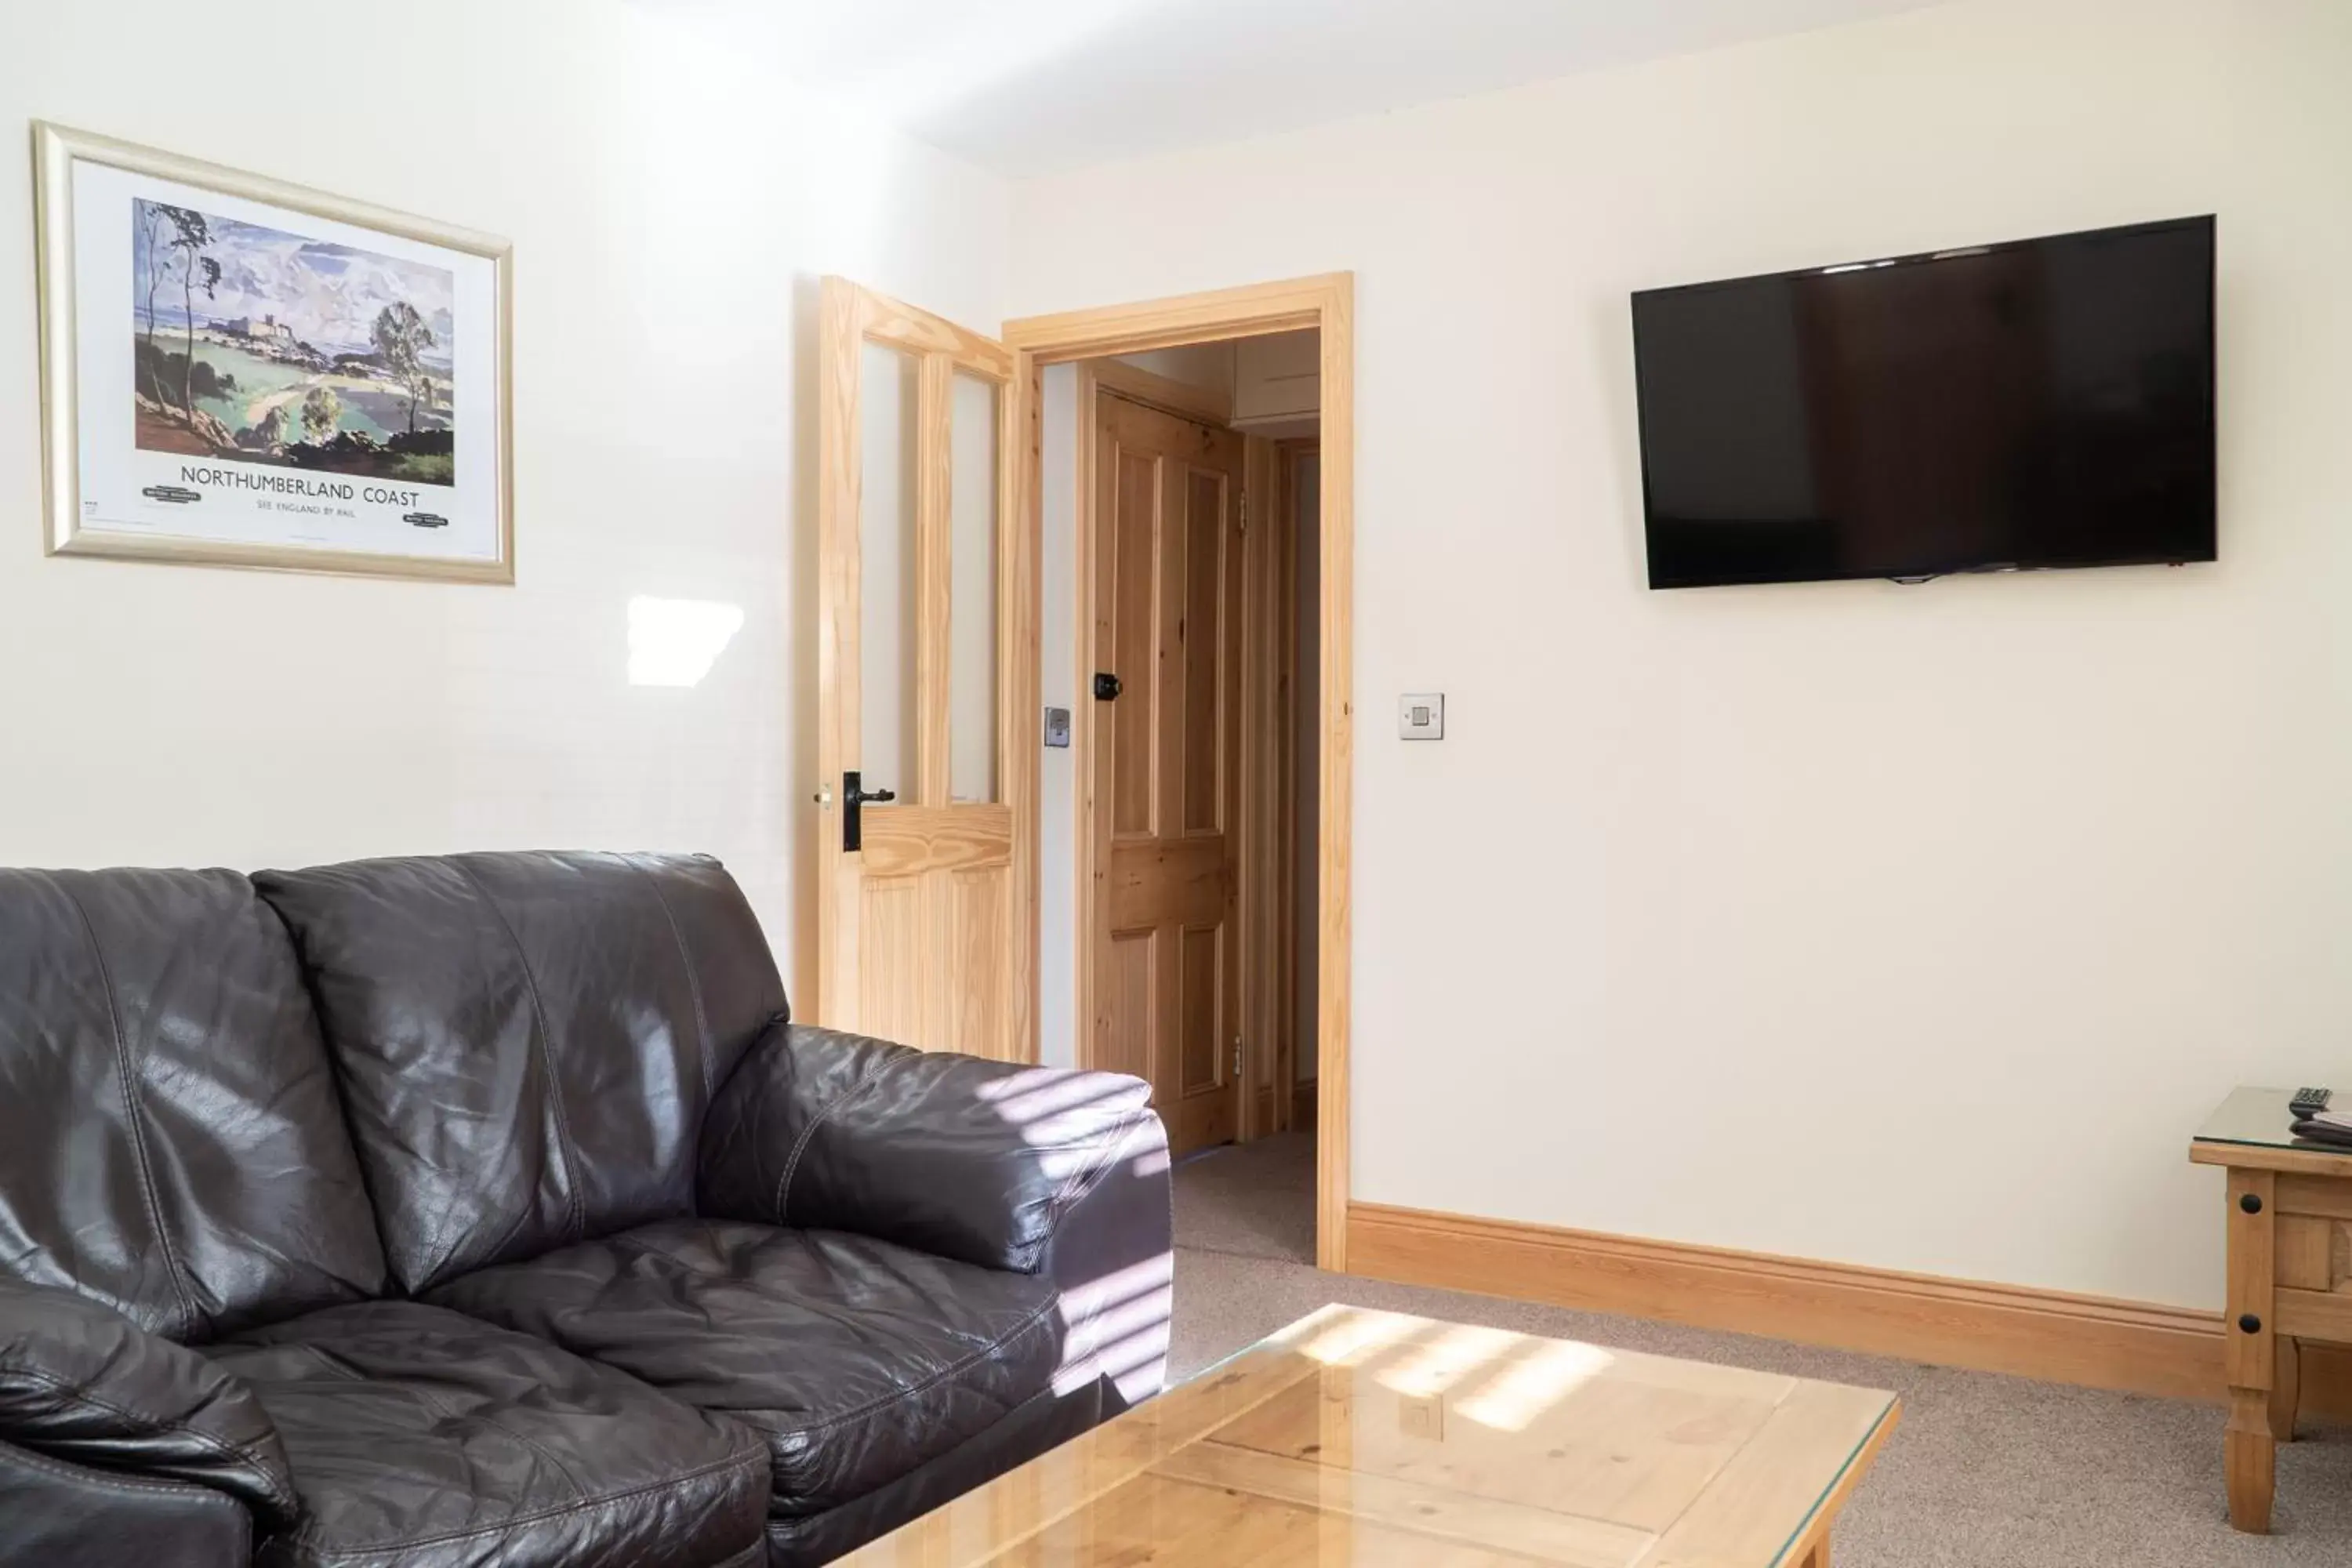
xmin=1631 ymin=216 xmax=2216 ymax=590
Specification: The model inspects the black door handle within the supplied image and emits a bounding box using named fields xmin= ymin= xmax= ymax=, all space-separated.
xmin=1094 ymin=672 xmax=1123 ymax=701
xmin=842 ymin=770 xmax=896 ymax=852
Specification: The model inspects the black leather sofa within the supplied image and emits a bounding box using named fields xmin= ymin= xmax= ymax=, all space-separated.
xmin=0 ymin=852 xmax=1173 ymax=1567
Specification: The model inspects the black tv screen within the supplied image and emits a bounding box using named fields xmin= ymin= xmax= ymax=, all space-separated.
xmin=1632 ymin=216 xmax=2216 ymax=589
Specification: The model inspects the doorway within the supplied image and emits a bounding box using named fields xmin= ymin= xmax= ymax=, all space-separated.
xmin=814 ymin=274 xmax=1354 ymax=1270
xmin=1075 ymin=349 xmax=1316 ymax=1165
xmin=1006 ymin=275 xmax=1353 ymax=1272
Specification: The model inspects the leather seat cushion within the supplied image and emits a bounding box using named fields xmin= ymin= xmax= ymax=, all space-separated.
xmin=426 ymin=1220 xmax=1063 ymax=1519
xmin=203 ymin=1301 xmax=768 ymax=1568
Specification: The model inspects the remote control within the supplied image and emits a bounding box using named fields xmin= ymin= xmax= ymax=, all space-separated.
xmin=2292 ymin=1087 xmax=2332 ymax=1118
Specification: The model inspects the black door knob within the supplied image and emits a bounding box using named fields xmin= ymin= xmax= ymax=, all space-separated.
xmin=2238 ymin=1314 xmax=2263 ymax=1334
xmin=1094 ymin=672 xmax=1123 ymax=701
xmin=840 ymin=770 xmax=895 ymax=853
xmin=2241 ymin=1193 xmax=2263 ymax=1214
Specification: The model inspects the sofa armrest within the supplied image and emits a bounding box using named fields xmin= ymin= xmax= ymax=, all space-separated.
xmin=0 ymin=1437 xmax=253 ymax=1568
xmin=0 ymin=1277 xmax=298 ymax=1530
xmin=701 ymin=1024 xmax=1174 ymax=1402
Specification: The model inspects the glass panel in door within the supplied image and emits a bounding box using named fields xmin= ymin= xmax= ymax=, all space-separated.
xmin=948 ymin=370 xmax=1000 ymax=804
xmin=859 ymin=341 xmax=920 ymax=798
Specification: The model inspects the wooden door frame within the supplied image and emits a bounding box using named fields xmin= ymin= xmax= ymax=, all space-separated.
xmin=1236 ymin=426 xmax=1284 ymax=1147
xmin=1005 ymin=272 xmax=1354 ymax=1272
xmin=1270 ymin=437 xmax=1319 ymax=1142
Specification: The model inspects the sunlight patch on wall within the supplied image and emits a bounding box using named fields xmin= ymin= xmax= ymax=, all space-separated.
xmin=628 ymin=596 xmax=745 ymax=688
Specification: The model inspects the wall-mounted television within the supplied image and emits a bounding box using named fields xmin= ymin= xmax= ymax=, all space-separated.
xmin=1631 ymin=216 xmax=2216 ymax=590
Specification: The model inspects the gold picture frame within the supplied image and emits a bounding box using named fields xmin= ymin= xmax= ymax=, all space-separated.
xmin=32 ymin=122 xmax=514 ymax=583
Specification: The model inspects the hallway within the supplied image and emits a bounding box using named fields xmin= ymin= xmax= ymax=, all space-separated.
xmin=1171 ymin=1131 xmax=1316 ymax=1265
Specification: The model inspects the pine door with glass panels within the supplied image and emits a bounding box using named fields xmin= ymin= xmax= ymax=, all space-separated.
xmin=1092 ymin=390 xmax=1245 ymax=1153
xmin=815 ymin=280 xmax=1034 ymax=1060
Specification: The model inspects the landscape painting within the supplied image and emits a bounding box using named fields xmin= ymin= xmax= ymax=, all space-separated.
xmin=131 ymin=198 xmax=456 ymax=485
xmin=41 ymin=122 xmax=510 ymax=579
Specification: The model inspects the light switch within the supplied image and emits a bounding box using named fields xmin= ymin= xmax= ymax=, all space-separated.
xmin=1043 ymin=707 xmax=1072 ymax=749
xmin=1398 ymin=693 xmax=1444 ymax=740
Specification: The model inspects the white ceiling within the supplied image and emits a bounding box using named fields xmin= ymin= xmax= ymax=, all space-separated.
xmin=655 ymin=0 xmax=1947 ymax=176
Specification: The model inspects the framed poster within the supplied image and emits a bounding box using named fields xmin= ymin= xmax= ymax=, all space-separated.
xmin=32 ymin=123 xmax=513 ymax=583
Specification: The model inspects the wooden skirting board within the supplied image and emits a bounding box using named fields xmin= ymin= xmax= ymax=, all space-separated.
xmin=1347 ymin=1202 xmax=2352 ymax=1419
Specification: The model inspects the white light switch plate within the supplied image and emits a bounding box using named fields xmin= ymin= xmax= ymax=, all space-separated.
xmin=1399 ymin=693 xmax=1444 ymax=739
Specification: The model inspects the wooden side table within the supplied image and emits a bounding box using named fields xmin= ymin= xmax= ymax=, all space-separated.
xmin=2190 ymin=1086 xmax=2352 ymax=1533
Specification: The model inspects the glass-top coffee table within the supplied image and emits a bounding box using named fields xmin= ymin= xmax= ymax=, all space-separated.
xmin=840 ymin=1305 xmax=1899 ymax=1566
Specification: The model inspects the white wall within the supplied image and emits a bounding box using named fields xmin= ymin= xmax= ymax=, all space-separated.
xmin=1009 ymin=0 xmax=2352 ymax=1311
xmin=0 ymin=0 xmax=1010 ymax=1000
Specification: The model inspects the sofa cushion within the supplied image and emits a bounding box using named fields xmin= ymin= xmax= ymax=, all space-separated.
xmin=759 ymin=1379 xmax=1109 ymax=1567
xmin=0 ymin=869 xmax=387 ymax=1341
xmin=253 ymin=852 xmax=786 ymax=1294
xmin=205 ymin=1301 xmax=768 ymax=1568
xmin=425 ymin=1220 xmax=1064 ymax=1519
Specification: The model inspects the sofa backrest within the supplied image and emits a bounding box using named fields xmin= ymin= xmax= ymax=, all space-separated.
xmin=254 ymin=851 xmax=786 ymax=1294
xmin=0 ymin=869 xmax=388 ymax=1342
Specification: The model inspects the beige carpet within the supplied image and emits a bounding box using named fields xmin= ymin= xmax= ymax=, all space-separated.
xmin=1168 ymin=1134 xmax=2352 ymax=1564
